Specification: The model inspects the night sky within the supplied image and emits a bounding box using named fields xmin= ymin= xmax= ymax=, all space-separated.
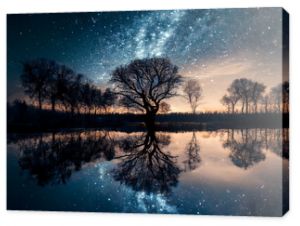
xmin=7 ymin=8 xmax=286 ymax=112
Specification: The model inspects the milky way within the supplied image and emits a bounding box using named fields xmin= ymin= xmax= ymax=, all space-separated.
xmin=7 ymin=8 xmax=286 ymax=111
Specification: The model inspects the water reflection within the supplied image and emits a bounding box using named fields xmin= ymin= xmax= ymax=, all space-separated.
xmin=113 ymin=129 xmax=180 ymax=195
xmin=9 ymin=128 xmax=289 ymax=187
xmin=222 ymin=128 xmax=289 ymax=170
xmin=16 ymin=131 xmax=115 ymax=186
xmin=182 ymin=132 xmax=201 ymax=172
xmin=222 ymin=129 xmax=265 ymax=169
xmin=7 ymin=128 xmax=288 ymax=214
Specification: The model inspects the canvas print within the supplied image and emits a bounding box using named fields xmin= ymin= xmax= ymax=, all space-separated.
xmin=7 ymin=8 xmax=289 ymax=216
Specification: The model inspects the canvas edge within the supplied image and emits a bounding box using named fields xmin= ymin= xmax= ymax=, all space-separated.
xmin=281 ymin=7 xmax=289 ymax=217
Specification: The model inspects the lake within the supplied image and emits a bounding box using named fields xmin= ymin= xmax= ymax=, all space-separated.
xmin=7 ymin=128 xmax=289 ymax=216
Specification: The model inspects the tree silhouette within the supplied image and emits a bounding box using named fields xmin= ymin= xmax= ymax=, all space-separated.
xmin=270 ymin=84 xmax=282 ymax=112
xmin=20 ymin=58 xmax=118 ymax=115
xmin=90 ymin=88 xmax=102 ymax=115
xmin=259 ymin=82 xmax=289 ymax=113
xmin=183 ymin=79 xmax=202 ymax=114
xmin=282 ymin=81 xmax=289 ymax=113
xmin=47 ymin=64 xmax=75 ymax=111
xmin=21 ymin=59 xmax=56 ymax=110
xmin=158 ymin=101 xmax=171 ymax=114
xmin=101 ymin=88 xmax=116 ymax=113
xmin=260 ymin=94 xmax=271 ymax=113
xmin=80 ymin=83 xmax=93 ymax=114
xmin=220 ymin=95 xmax=231 ymax=113
xmin=250 ymin=82 xmax=266 ymax=113
xmin=223 ymin=78 xmax=266 ymax=113
xmin=63 ymin=73 xmax=84 ymax=114
xmin=110 ymin=57 xmax=182 ymax=128
xmin=221 ymin=94 xmax=239 ymax=113
xmin=229 ymin=79 xmax=251 ymax=113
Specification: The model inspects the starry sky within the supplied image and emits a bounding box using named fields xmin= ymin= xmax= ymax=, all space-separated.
xmin=7 ymin=8 xmax=287 ymax=112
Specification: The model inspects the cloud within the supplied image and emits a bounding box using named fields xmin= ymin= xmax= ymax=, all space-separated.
xmin=181 ymin=57 xmax=253 ymax=81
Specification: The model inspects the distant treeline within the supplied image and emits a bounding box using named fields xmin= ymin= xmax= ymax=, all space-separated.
xmin=7 ymin=101 xmax=288 ymax=132
xmin=221 ymin=79 xmax=289 ymax=114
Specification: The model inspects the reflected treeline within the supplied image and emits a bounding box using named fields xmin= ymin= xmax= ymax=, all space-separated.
xmin=222 ymin=128 xmax=289 ymax=169
xmin=9 ymin=130 xmax=184 ymax=195
xmin=112 ymin=130 xmax=181 ymax=195
xmin=8 ymin=128 xmax=288 ymax=192
xmin=14 ymin=131 xmax=115 ymax=186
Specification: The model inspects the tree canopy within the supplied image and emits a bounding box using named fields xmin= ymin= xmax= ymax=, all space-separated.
xmin=110 ymin=57 xmax=182 ymax=118
xmin=183 ymin=79 xmax=202 ymax=113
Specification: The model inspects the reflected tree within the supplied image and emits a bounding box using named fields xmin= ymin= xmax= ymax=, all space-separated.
xmin=182 ymin=132 xmax=201 ymax=172
xmin=223 ymin=129 xmax=265 ymax=169
xmin=261 ymin=128 xmax=289 ymax=159
xmin=223 ymin=128 xmax=289 ymax=163
xmin=112 ymin=129 xmax=180 ymax=195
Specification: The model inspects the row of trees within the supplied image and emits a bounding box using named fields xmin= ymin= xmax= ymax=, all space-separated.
xmin=19 ymin=57 xmax=288 ymax=119
xmin=21 ymin=59 xmax=116 ymax=114
xmin=221 ymin=78 xmax=289 ymax=114
xmin=19 ymin=58 xmax=205 ymax=117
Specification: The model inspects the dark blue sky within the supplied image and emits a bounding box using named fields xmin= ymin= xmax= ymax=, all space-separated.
xmin=7 ymin=8 xmax=285 ymax=111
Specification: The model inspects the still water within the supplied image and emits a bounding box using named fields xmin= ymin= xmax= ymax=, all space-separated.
xmin=7 ymin=129 xmax=289 ymax=216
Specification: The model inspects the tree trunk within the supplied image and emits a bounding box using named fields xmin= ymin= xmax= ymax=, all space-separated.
xmin=51 ymin=98 xmax=55 ymax=112
xmin=38 ymin=97 xmax=42 ymax=110
xmin=145 ymin=110 xmax=156 ymax=131
xmin=231 ymin=103 xmax=235 ymax=114
xmin=192 ymin=106 xmax=196 ymax=114
xmin=254 ymin=102 xmax=257 ymax=113
xmin=245 ymin=99 xmax=249 ymax=114
xmin=241 ymin=101 xmax=244 ymax=113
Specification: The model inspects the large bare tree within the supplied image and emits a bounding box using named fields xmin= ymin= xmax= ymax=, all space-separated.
xmin=183 ymin=79 xmax=202 ymax=114
xmin=110 ymin=57 xmax=182 ymax=128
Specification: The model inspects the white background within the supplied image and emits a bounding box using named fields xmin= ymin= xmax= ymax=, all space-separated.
xmin=0 ymin=0 xmax=299 ymax=225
